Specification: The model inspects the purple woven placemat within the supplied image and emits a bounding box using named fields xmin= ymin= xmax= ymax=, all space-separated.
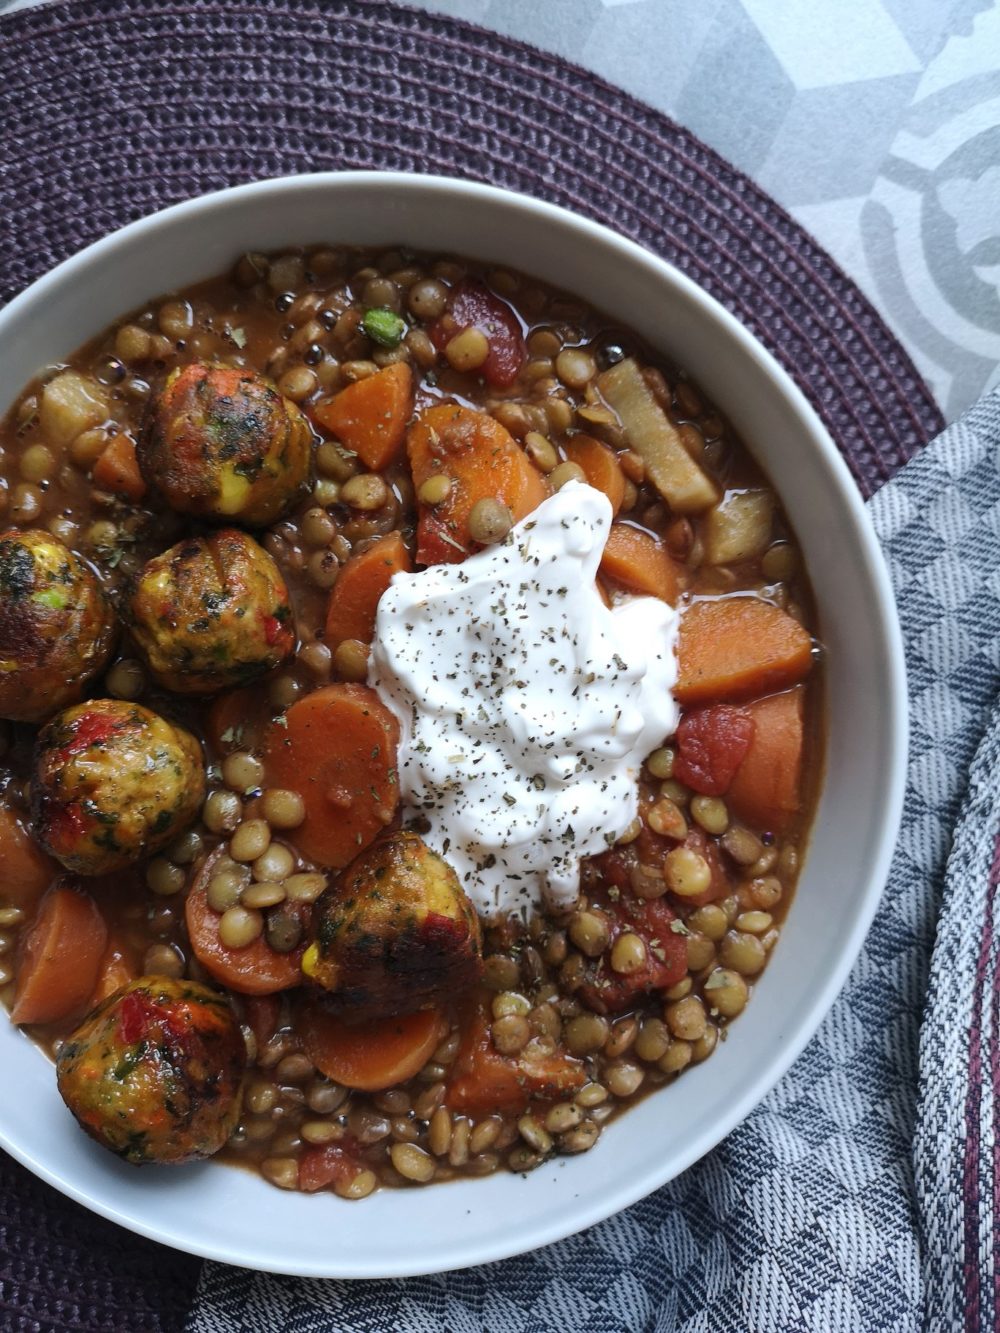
xmin=0 ymin=1 xmax=943 ymax=1329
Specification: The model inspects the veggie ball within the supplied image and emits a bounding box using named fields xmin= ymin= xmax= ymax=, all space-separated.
xmin=126 ymin=528 xmax=295 ymax=695
xmin=56 ymin=977 xmax=245 ymax=1165
xmin=139 ymin=362 xmax=313 ymax=525
xmin=302 ymin=830 xmax=483 ymax=1019
xmin=0 ymin=528 xmax=115 ymax=723
xmin=32 ymin=699 xmax=206 ymax=875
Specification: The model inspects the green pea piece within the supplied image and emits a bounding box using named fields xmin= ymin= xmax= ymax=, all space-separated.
xmin=363 ymin=307 xmax=407 ymax=349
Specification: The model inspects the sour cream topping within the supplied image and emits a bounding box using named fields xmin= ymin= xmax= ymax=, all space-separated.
xmin=369 ymin=482 xmax=680 ymax=916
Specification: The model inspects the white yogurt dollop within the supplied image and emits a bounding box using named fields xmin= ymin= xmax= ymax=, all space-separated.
xmin=369 ymin=482 xmax=680 ymax=916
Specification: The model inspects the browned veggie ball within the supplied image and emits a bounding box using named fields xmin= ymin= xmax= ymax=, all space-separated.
xmin=138 ymin=362 xmax=313 ymax=525
xmin=32 ymin=699 xmax=206 ymax=875
xmin=302 ymin=830 xmax=483 ymax=1019
xmin=0 ymin=528 xmax=115 ymax=723
xmin=56 ymin=977 xmax=246 ymax=1165
xmin=126 ymin=528 xmax=295 ymax=694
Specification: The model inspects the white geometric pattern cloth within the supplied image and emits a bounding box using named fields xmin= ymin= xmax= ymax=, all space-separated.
xmin=187 ymin=406 xmax=1000 ymax=1328
xmin=402 ymin=0 xmax=1000 ymax=423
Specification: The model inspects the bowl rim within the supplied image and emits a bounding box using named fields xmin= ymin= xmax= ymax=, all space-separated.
xmin=0 ymin=170 xmax=908 ymax=1277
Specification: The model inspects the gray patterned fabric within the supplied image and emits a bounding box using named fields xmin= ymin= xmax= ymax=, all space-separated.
xmin=188 ymin=395 xmax=1000 ymax=1332
xmin=404 ymin=0 xmax=1000 ymax=424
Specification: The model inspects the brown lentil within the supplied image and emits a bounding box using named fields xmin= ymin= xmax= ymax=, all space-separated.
xmin=390 ymin=1143 xmax=436 ymax=1183
xmin=218 ymin=906 xmax=263 ymax=949
xmin=284 ymin=872 xmax=327 ymax=903
xmin=333 ymin=638 xmax=369 ymax=681
xmin=568 ymin=910 xmax=610 ymax=957
xmin=417 ymin=474 xmax=452 ymax=507
xmin=719 ymin=930 xmax=767 ymax=976
xmin=665 ymin=995 xmax=707 ymax=1041
xmin=445 ymin=328 xmax=490 ymax=373
xmin=664 ymin=846 xmax=713 ymax=897
xmin=467 ymin=497 xmax=513 ymax=545
xmin=565 ymin=1014 xmax=610 ymax=1055
xmin=260 ymin=789 xmax=306 ymax=830
xmin=549 ymin=460 xmax=587 ymax=490
xmin=230 ymin=819 xmax=271 ymax=863
xmin=523 ymin=431 xmax=558 ymax=473
xmin=145 ymin=858 xmax=185 ymax=897
xmin=690 ymin=795 xmax=729 ymax=835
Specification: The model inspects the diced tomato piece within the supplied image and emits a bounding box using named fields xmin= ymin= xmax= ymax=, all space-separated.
xmin=243 ymin=995 xmax=282 ymax=1049
xmin=414 ymin=510 xmax=468 ymax=565
xmin=204 ymin=685 xmax=275 ymax=758
xmin=577 ymin=880 xmax=688 ymax=1014
xmin=428 ymin=280 xmax=525 ymax=387
xmin=673 ymin=705 xmax=755 ymax=796
xmin=298 ymin=1139 xmax=364 ymax=1193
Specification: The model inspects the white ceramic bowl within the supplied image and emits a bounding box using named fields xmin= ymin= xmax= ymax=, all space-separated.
xmin=0 ymin=173 xmax=906 ymax=1277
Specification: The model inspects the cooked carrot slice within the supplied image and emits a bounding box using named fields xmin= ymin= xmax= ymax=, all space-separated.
xmin=204 ymin=685 xmax=275 ymax=758
xmin=11 ymin=885 xmax=107 ymax=1025
xmin=600 ymin=522 xmax=684 ymax=604
xmin=298 ymin=1001 xmax=447 ymax=1091
xmin=563 ymin=435 xmax=626 ymax=515
xmin=311 ymin=363 xmax=412 ymax=472
xmin=263 ymin=683 xmax=400 ymax=869
xmin=185 ymin=849 xmax=308 ymax=995
xmin=407 ymin=404 xmax=548 ymax=565
xmin=90 ymin=930 xmax=140 ymax=1005
xmin=675 ymin=597 xmax=813 ymax=704
xmin=0 ymin=802 xmax=57 ymax=910
xmin=324 ymin=531 xmax=412 ymax=649
xmin=92 ymin=432 xmax=146 ymax=502
xmin=446 ymin=997 xmax=585 ymax=1116
xmin=726 ymin=687 xmax=805 ymax=832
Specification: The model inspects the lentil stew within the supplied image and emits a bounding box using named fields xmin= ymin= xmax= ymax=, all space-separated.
xmin=0 ymin=243 xmax=822 ymax=1197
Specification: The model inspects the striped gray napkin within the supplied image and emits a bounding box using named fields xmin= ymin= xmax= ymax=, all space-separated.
xmin=189 ymin=390 xmax=1000 ymax=1333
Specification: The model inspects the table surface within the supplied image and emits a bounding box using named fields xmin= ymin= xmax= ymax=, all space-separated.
xmin=3 ymin=0 xmax=998 ymax=423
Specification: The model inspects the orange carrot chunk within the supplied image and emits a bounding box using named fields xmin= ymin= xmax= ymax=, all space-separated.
xmin=92 ymin=432 xmax=146 ymax=502
xmin=11 ymin=885 xmax=107 ymax=1025
xmin=563 ymin=435 xmax=626 ymax=515
xmin=204 ymin=685 xmax=275 ymax=757
xmin=675 ymin=597 xmax=813 ymax=704
xmin=185 ymin=850 xmax=308 ymax=995
xmin=407 ymin=404 xmax=548 ymax=565
xmin=0 ymin=802 xmax=57 ymax=910
xmin=446 ymin=997 xmax=585 ymax=1116
xmin=600 ymin=522 xmax=684 ymax=604
xmin=726 ymin=687 xmax=806 ymax=832
xmin=311 ymin=363 xmax=412 ymax=472
xmin=298 ymin=1001 xmax=447 ymax=1091
xmin=324 ymin=531 xmax=412 ymax=650
xmin=263 ymin=683 xmax=400 ymax=869
xmin=90 ymin=930 xmax=140 ymax=1005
